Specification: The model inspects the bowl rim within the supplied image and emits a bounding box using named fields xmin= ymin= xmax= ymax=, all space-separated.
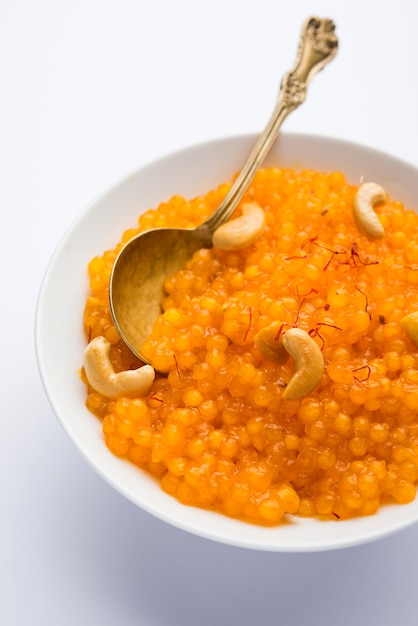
xmin=35 ymin=131 xmax=418 ymax=552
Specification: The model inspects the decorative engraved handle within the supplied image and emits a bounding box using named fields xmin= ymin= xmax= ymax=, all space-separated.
xmin=204 ymin=17 xmax=338 ymax=233
xmin=280 ymin=17 xmax=338 ymax=108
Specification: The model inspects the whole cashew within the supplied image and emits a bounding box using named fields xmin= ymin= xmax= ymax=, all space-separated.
xmin=212 ymin=202 xmax=266 ymax=251
xmin=254 ymin=321 xmax=288 ymax=363
xmin=83 ymin=336 xmax=155 ymax=399
xmin=281 ymin=328 xmax=324 ymax=400
xmin=353 ymin=182 xmax=386 ymax=239
xmin=401 ymin=311 xmax=418 ymax=348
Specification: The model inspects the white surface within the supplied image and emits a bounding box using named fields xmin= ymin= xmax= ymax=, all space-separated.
xmin=2 ymin=0 xmax=418 ymax=623
xmin=36 ymin=133 xmax=418 ymax=553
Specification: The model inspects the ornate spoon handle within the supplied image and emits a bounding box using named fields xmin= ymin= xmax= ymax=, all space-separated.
xmin=204 ymin=16 xmax=338 ymax=233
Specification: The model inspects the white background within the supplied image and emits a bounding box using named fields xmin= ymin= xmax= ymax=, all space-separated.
xmin=2 ymin=1 xmax=418 ymax=624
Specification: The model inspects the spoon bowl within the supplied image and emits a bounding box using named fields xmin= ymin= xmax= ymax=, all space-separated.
xmin=109 ymin=224 xmax=213 ymax=359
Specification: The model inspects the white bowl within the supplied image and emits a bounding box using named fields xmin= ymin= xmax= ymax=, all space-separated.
xmin=36 ymin=133 xmax=418 ymax=552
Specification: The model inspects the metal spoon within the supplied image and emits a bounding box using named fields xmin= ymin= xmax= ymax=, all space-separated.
xmin=109 ymin=16 xmax=338 ymax=365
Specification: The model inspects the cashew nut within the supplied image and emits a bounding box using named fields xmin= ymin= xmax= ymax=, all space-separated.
xmin=353 ymin=182 xmax=386 ymax=239
xmin=281 ymin=328 xmax=324 ymax=400
xmin=401 ymin=311 xmax=418 ymax=348
xmin=83 ymin=336 xmax=155 ymax=399
xmin=254 ymin=321 xmax=288 ymax=363
xmin=212 ymin=202 xmax=266 ymax=251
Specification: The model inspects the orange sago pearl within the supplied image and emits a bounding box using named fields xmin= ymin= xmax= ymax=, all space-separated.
xmin=83 ymin=167 xmax=418 ymax=524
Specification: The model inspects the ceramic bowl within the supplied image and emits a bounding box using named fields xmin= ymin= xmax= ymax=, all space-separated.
xmin=36 ymin=133 xmax=418 ymax=551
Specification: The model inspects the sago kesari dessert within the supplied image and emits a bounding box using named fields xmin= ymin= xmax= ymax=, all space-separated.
xmin=82 ymin=166 xmax=418 ymax=525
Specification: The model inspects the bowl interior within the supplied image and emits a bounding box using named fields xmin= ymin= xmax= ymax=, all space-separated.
xmin=36 ymin=133 xmax=418 ymax=551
